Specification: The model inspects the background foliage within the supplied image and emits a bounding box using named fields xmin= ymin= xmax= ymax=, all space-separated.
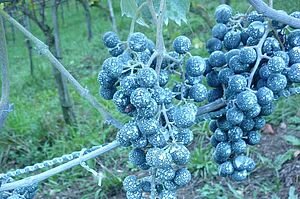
xmin=0 ymin=0 xmax=299 ymax=198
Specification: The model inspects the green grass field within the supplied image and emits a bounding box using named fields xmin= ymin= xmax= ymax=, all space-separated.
xmin=1 ymin=0 xmax=300 ymax=198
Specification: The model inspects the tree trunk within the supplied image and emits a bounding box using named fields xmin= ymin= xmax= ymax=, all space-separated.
xmin=23 ymin=15 xmax=34 ymax=76
xmin=79 ymin=0 xmax=92 ymax=41
xmin=60 ymin=0 xmax=65 ymax=24
xmin=51 ymin=0 xmax=76 ymax=125
xmin=107 ymin=0 xmax=118 ymax=33
xmin=21 ymin=5 xmax=76 ymax=125
xmin=8 ymin=11 xmax=16 ymax=43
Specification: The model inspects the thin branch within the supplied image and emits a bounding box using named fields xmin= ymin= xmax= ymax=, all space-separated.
xmin=154 ymin=0 xmax=166 ymax=75
xmin=247 ymin=26 xmax=270 ymax=87
xmin=0 ymin=141 xmax=120 ymax=191
xmin=107 ymin=0 xmax=118 ymax=33
xmin=248 ymin=0 xmax=300 ymax=28
xmin=129 ymin=2 xmax=147 ymax=34
xmin=0 ymin=10 xmax=123 ymax=129
xmin=0 ymin=15 xmax=10 ymax=129
xmin=0 ymin=16 xmax=9 ymax=105
xmin=146 ymin=0 xmax=157 ymax=25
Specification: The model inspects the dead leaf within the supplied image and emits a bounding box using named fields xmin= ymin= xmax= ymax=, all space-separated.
xmin=294 ymin=150 xmax=300 ymax=158
xmin=262 ymin=124 xmax=275 ymax=134
xmin=279 ymin=122 xmax=287 ymax=130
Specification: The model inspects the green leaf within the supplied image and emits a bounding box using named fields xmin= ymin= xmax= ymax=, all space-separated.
xmin=288 ymin=186 xmax=298 ymax=199
xmin=273 ymin=149 xmax=295 ymax=170
xmin=164 ymin=0 xmax=190 ymax=25
xmin=120 ymin=0 xmax=149 ymax=27
xmin=138 ymin=0 xmax=190 ymax=26
xmin=285 ymin=135 xmax=300 ymax=147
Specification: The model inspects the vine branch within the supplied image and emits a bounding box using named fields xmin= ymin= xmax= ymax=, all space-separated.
xmin=248 ymin=0 xmax=300 ymax=28
xmin=0 ymin=141 xmax=120 ymax=191
xmin=147 ymin=0 xmax=157 ymax=25
xmin=0 ymin=9 xmax=123 ymax=129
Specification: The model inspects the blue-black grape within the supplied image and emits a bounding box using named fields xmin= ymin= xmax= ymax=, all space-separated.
xmin=236 ymin=91 xmax=258 ymax=111
xmin=239 ymin=47 xmax=257 ymax=64
xmin=186 ymin=56 xmax=206 ymax=77
xmin=267 ymin=74 xmax=287 ymax=92
xmin=267 ymin=56 xmax=285 ymax=73
xmin=128 ymin=32 xmax=148 ymax=52
xmin=231 ymin=139 xmax=247 ymax=154
xmin=130 ymin=88 xmax=152 ymax=108
xmin=169 ymin=144 xmax=190 ymax=165
xmin=225 ymin=49 xmax=240 ymax=64
xmin=206 ymin=38 xmax=223 ymax=53
xmin=206 ymin=71 xmax=221 ymax=88
xmin=246 ymin=131 xmax=261 ymax=145
xmin=247 ymin=21 xmax=265 ymax=39
xmin=228 ymin=126 xmax=243 ymax=142
xmin=212 ymin=23 xmax=228 ymax=40
xmin=288 ymin=63 xmax=300 ymax=83
xmin=287 ymin=30 xmax=300 ymax=48
xmin=256 ymin=87 xmax=274 ymax=105
xmin=224 ymin=30 xmax=241 ymax=50
xmin=123 ymin=175 xmax=140 ymax=192
xmin=173 ymin=36 xmax=191 ymax=54
xmin=226 ymin=106 xmax=244 ymax=125
xmin=209 ymin=51 xmax=226 ymax=67
xmin=174 ymin=103 xmax=197 ymax=128
xmin=102 ymin=57 xmax=124 ymax=78
xmin=137 ymin=118 xmax=158 ymax=136
xmin=262 ymin=37 xmax=281 ymax=55
xmin=218 ymin=67 xmax=234 ymax=85
xmin=189 ymin=83 xmax=207 ymax=102
xmin=136 ymin=68 xmax=158 ymax=88
xmin=214 ymin=4 xmax=232 ymax=24
xmin=229 ymin=55 xmax=249 ymax=73
xmin=228 ymin=75 xmax=247 ymax=93
xmin=156 ymin=167 xmax=176 ymax=181
xmin=214 ymin=128 xmax=228 ymax=142
xmin=173 ymin=168 xmax=191 ymax=186
xmin=218 ymin=161 xmax=234 ymax=177
xmin=102 ymin=31 xmax=120 ymax=48
xmin=116 ymin=122 xmax=140 ymax=146
xmin=129 ymin=148 xmax=146 ymax=166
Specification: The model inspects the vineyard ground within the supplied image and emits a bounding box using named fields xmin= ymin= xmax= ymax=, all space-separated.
xmin=0 ymin=0 xmax=299 ymax=198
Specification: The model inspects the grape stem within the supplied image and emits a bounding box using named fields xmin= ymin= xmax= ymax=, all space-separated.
xmin=0 ymin=9 xmax=123 ymax=129
xmin=0 ymin=15 xmax=10 ymax=129
xmin=155 ymin=0 xmax=166 ymax=75
xmin=129 ymin=2 xmax=147 ymax=34
xmin=248 ymin=0 xmax=300 ymax=28
xmin=147 ymin=0 xmax=158 ymax=25
xmin=161 ymin=103 xmax=175 ymax=140
xmin=247 ymin=26 xmax=271 ymax=88
xmin=0 ymin=141 xmax=120 ymax=191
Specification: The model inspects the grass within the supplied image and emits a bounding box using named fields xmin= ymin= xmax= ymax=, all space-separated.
xmin=1 ymin=0 xmax=300 ymax=198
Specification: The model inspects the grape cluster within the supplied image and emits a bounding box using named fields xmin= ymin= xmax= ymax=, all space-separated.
xmin=99 ymin=30 xmax=209 ymax=198
xmin=98 ymin=4 xmax=300 ymax=197
xmin=0 ymin=176 xmax=38 ymax=199
xmin=206 ymin=5 xmax=300 ymax=181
